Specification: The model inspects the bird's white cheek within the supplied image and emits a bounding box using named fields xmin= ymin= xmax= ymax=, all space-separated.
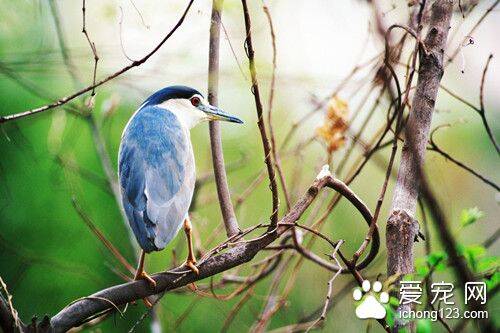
xmin=160 ymin=99 xmax=207 ymax=129
xmin=186 ymin=109 xmax=209 ymax=128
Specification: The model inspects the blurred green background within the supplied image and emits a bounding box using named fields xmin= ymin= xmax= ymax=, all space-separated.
xmin=0 ymin=0 xmax=498 ymax=332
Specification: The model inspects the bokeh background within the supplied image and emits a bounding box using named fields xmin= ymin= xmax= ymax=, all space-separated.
xmin=0 ymin=0 xmax=498 ymax=332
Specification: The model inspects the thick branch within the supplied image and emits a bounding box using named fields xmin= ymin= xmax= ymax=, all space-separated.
xmin=387 ymin=0 xmax=453 ymax=330
xmin=207 ymin=0 xmax=240 ymax=237
xmin=49 ymin=174 xmax=328 ymax=331
xmin=387 ymin=0 xmax=453 ymax=274
xmin=45 ymin=169 xmax=375 ymax=332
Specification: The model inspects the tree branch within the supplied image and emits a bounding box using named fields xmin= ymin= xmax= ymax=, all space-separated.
xmin=262 ymin=1 xmax=291 ymax=211
xmin=41 ymin=168 xmax=372 ymax=332
xmin=428 ymin=126 xmax=499 ymax=191
xmin=241 ymin=0 xmax=280 ymax=228
xmin=478 ymin=54 xmax=499 ymax=154
xmin=0 ymin=0 xmax=195 ymax=123
xmin=207 ymin=0 xmax=240 ymax=237
xmin=386 ymin=0 xmax=454 ymax=330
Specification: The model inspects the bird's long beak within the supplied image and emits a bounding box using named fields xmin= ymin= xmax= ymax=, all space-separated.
xmin=200 ymin=104 xmax=243 ymax=124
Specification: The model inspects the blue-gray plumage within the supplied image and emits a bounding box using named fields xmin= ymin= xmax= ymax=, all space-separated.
xmin=118 ymin=85 xmax=242 ymax=280
xmin=119 ymin=105 xmax=190 ymax=252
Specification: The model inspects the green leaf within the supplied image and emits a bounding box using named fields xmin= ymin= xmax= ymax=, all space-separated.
xmin=485 ymin=271 xmax=500 ymax=290
xmin=460 ymin=207 xmax=484 ymax=227
xmin=402 ymin=273 xmax=418 ymax=281
xmin=384 ymin=304 xmax=395 ymax=327
xmin=415 ymin=257 xmax=430 ymax=276
xmin=477 ymin=256 xmax=500 ymax=272
xmin=389 ymin=296 xmax=400 ymax=307
xmin=463 ymin=245 xmax=487 ymax=272
xmin=427 ymin=251 xmax=447 ymax=271
xmin=416 ymin=319 xmax=432 ymax=333
xmin=466 ymin=245 xmax=486 ymax=258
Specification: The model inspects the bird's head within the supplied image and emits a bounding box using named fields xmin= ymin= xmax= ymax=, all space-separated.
xmin=143 ymin=85 xmax=243 ymax=129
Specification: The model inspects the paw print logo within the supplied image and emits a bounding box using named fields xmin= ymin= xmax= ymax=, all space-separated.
xmin=353 ymin=280 xmax=389 ymax=319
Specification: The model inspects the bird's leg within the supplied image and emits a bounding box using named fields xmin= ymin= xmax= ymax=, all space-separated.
xmin=183 ymin=217 xmax=199 ymax=275
xmin=134 ymin=250 xmax=157 ymax=288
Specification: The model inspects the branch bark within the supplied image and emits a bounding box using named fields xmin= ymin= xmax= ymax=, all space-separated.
xmin=207 ymin=0 xmax=241 ymax=237
xmin=386 ymin=0 xmax=453 ymax=330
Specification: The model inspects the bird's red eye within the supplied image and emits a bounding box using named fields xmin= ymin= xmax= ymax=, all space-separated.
xmin=190 ymin=96 xmax=201 ymax=106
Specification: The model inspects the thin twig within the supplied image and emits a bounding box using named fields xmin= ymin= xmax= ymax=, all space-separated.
xmin=241 ymin=0 xmax=280 ymax=228
xmin=428 ymin=126 xmax=499 ymax=191
xmin=72 ymin=197 xmax=135 ymax=275
xmin=0 ymin=0 xmax=195 ymax=123
xmin=305 ymin=240 xmax=344 ymax=332
xmin=262 ymin=0 xmax=291 ymax=211
xmin=478 ymin=54 xmax=499 ymax=154
xmin=446 ymin=0 xmax=499 ymax=66
xmin=351 ymin=21 xmax=415 ymax=266
xmin=82 ymin=0 xmax=99 ymax=96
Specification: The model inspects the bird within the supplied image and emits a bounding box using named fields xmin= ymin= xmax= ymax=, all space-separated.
xmin=118 ymin=85 xmax=243 ymax=289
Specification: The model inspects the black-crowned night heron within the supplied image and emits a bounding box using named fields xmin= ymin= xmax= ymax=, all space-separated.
xmin=118 ymin=85 xmax=242 ymax=290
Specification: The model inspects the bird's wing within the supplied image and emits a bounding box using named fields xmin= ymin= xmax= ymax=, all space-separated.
xmin=119 ymin=106 xmax=194 ymax=252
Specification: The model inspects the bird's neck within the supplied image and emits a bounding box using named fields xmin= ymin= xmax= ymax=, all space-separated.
xmin=159 ymin=99 xmax=206 ymax=130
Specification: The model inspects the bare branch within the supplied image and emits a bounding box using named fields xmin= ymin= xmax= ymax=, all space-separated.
xmin=478 ymin=54 xmax=499 ymax=154
xmin=43 ymin=168 xmax=374 ymax=332
xmin=262 ymin=1 xmax=291 ymax=211
xmin=351 ymin=19 xmax=422 ymax=267
xmin=304 ymin=240 xmax=344 ymax=332
xmin=241 ymin=0 xmax=280 ymax=228
xmin=386 ymin=1 xmax=454 ymax=330
xmin=208 ymin=0 xmax=240 ymax=238
xmin=0 ymin=0 xmax=195 ymax=123
xmin=82 ymin=0 xmax=99 ymax=96
xmin=446 ymin=0 xmax=499 ymax=66
xmin=429 ymin=126 xmax=499 ymax=191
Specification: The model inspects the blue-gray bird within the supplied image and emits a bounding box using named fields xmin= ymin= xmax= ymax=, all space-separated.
xmin=119 ymin=85 xmax=242 ymax=287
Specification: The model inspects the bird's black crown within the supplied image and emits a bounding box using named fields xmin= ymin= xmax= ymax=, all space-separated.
xmin=143 ymin=85 xmax=203 ymax=107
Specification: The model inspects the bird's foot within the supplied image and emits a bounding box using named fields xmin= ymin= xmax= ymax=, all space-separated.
xmin=142 ymin=298 xmax=153 ymax=308
xmin=134 ymin=271 xmax=157 ymax=289
xmin=184 ymin=259 xmax=199 ymax=275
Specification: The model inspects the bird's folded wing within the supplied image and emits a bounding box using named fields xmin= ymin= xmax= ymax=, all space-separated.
xmin=118 ymin=106 xmax=190 ymax=251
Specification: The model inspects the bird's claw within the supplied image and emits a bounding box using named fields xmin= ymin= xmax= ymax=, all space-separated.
xmin=142 ymin=298 xmax=153 ymax=308
xmin=135 ymin=271 xmax=157 ymax=288
xmin=184 ymin=259 xmax=199 ymax=275
xmin=132 ymin=271 xmax=155 ymax=308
